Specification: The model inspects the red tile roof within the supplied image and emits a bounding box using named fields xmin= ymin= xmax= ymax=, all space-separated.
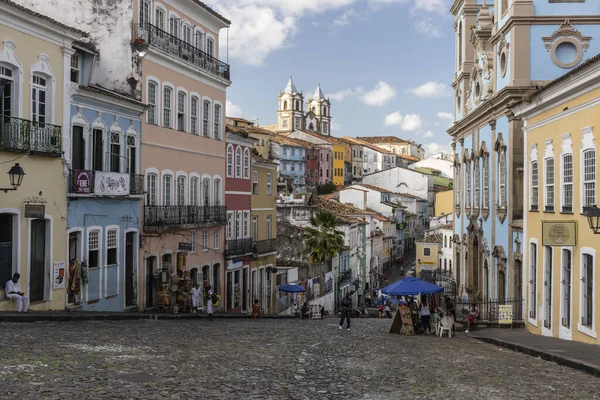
xmin=341 ymin=137 xmax=395 ymax=155
xmin=357 ymin=136 xmax=410 ymax=145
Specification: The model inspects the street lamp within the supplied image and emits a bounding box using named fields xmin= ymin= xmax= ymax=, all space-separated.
xmin=1 ymin=163 xmax=25 ymax=192
xmin=584 ymin=205 xmax=600 ymax=234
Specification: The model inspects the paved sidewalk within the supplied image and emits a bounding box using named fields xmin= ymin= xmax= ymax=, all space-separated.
xmin=0 ymin=311 xmax=292 ymax=323
xmin=472 ymin=328 xmax=600 ymax=377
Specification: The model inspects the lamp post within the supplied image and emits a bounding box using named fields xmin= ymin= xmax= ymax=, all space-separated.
xmin=1 ymin=163 xmax=25 ymax=193
xmin=584 ymin=205 xmax=600 ymax=234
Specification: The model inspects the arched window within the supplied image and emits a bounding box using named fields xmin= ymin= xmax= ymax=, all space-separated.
xmin=163 ymin=86 xmax=172 ymax=128
xmin=0 ymin=64 xmax=17 ymax=118
xmin=322 ymin=106 xmax=327 ymax=116
xmin=177 ymin=90 xmax=187 ymax=132
xmin=213 ymin=104 xmax=221 ymax=140
xmin=235 ymin=147 xmax=242 ymax=178
xmin=283 ymin=100 xmax=288 ymax=110
xmin=295 ymin=100 xmax=299 ymax=110
xmin=213 ymin=179 xmax=221 ymax=206
xmin=190 ymin=177 xmax=199 ymax=205
xmin=147 ymin=80 xmax=158 ymax=125
xmin=243 ymin=148 xmax=250 ymax=179
xmin=226 ymin=145 xmax=234 ymax=177
xmin=190 ymin=96 xmax=199 ymax=134
xmin=202 ymin=99 xmax=210 ymax=137
xmin=202 ymin=178 xmax=210 ymax=206
xmin=162 ymin=174 xmax=172 ymax=206
xmin=31 ymin=74 xmax=49 ymax=124
xmin=110 ymin=131 xmax=121 ymax=173
xmin=146 ymin=172 xmax=157 ymax=205
xmin=176 ymin=175 xmax=186 ymax=205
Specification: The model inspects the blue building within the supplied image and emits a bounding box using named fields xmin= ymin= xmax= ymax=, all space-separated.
xmin=65 ymin=43 xmax=145 ymax=311
xmin=269 ymin=135 xmax=309 ymax=192
xmin=449 ymin=0 xmax=599 ymax=304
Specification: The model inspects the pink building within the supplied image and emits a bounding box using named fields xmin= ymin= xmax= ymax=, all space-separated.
xmin=319 ymin=148 xmax=332 ymax=184
xmin=224 ymin=130 xmax=255 ymax=313
xmin=134 ymin=0 xmax=231 ymax=310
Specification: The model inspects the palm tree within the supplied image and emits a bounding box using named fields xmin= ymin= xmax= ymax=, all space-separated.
xmin=302 ymin=210 xmax=345 ymax=267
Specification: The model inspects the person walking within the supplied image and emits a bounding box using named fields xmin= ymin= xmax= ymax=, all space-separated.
xmin=339 ymin=292 xmax=352 ymax=330
xmin=5 ymin=273 xmax=28 ymax=313
xmin=191 ymin=283 xmax=202 ymax=314
xmin=206 ymin=285 xmax=214 ymax=320
xmin=421 ymin=299 xmax=432 ymax=334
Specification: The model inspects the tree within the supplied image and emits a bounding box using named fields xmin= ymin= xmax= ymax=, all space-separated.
xmin=302 ymin=210 xmax=345 ymax=266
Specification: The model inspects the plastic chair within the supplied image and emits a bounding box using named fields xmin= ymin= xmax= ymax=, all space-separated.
xmin=438 ymin=316 xmax=453 ymax=338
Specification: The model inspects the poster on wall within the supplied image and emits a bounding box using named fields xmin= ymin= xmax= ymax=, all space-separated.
xmin=53 ymin=262 xmax=66 ymax=289
xmin=94 ymin=172 xmax=130 ymax=196
xmin=74 ymin=170 xmax=92 ymax=194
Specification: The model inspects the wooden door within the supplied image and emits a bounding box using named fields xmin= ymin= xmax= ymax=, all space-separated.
xmin=30 ymin=219 xmax=46 ymax=303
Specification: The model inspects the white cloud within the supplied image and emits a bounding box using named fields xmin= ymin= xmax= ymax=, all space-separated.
xmin=408 ymin=81 xmax=452 ymax=98
xmin=362 ymin=81 xmax=397 ymax=106
xmin=331 ymin=120 xmax=342 ymax=130
xmin=226 ymin=101 xmax=243 ymax=118
xmin=333 ymin=9 xmax=356 ymax=27
xmin=412 ymin=0 xmax=449 ymax=14
xmin=423 ymin=141 xmax=452 ymax=156
xmin=423 ymin=130 xmax=435 ymax=138
xmin=384 ymin=111 xmax=423 ymax=131
xmin=329 ymin=87 xmax=364 ymax=101
xmin=437 ymin=112 xmax=453 ymax=122
xmin=415 ymin=19 xmax=441 ymax=37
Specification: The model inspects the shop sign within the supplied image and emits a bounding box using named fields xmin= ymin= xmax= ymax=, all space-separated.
xmin=178 ymin=242 xmax=192 ymax=251
xmin=53 ymin=261 xmax=65 ymax=289
xmin=75 ymin=170 xmax=92 ymax=194
xmin=25 ymin=204 xmax=45 ymax=218
xmin=94 ymin=171 xmax=130 ymax=196
xmin=227 ymin=258 xmax=243 ymax=270
xmin=542 ymin=221 xmax=577 ymax=246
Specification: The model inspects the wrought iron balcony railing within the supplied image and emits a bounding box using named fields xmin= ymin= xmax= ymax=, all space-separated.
xmin=340 ymin=270 xmax=352 ymax=283
xmin=225 ymin=238 xmax=254 ymax=257
xmin=144 ymin=205 xmax=227 ymax=230
xmin=0 ymin=115 xmax=62 ymax=157
xmin=132 ymin=23 xmax=231 ymax=81
xmin=254 ymin=238 xmax=277 ymax=254
xmin=68 ymin=170 xmax=144 ymax=196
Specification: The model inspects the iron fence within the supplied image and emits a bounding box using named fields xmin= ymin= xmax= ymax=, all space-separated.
xmin=132 ymin=23 xmax=230 ymax=80
xmin=0 ymin=116 xmax=62 ymax=156
xmin=144 ymin=205 xmax=227 ymax=229
xmin=225 ymin=238 xmax=253 ymax=257
xmin=254 ymin=238 xmax=277 ymax=254
xmin=454 ymin=297 xmax=524 ymax=323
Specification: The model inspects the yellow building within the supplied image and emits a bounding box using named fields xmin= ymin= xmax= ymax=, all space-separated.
xmin=435 ymin=190 xmax=454 ymax=217
xmin=515 ymin=54 xmax=600 ymax=344
xmin=0 ymin=2 xmax=82 ymax=310
xmin=250 ymin=155 xmax=278 ymax=314
xmin=416 ymin=234 xmax=442 ymax=275
xmin=332 ymin=144 xmax=345 ymax=186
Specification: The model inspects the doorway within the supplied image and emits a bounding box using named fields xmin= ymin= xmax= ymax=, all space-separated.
xmin=146 ymin=256 xmax=157 ymax=309
xmin=242 ymin=267 xmax=248 ymax=312
xmin=0 ymin=213 xmax=14 ymax=290
xmin=29 ymin=219 xmax=47 ymax=303
xmin=125 ymin=232 xmax=136 ymax=306
xmin=68 ymin=231 xmax=82 ymax=305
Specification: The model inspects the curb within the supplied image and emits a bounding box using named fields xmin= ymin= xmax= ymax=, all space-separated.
xmin=473 ymin=336 xmax=600 ymax=378
xmin=0 ymin=313 xmax=294 ymax=323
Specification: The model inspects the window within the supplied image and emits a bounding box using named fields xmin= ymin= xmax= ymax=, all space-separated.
xmin=202 ymin=100 xmax=210 ymax=137
xmin=190 ymin=177 xmax=199 ymax=206
xmin=530 ymin=242 xmax=537 ymax=319
xmin=235 ymin=147 xmax=242 ymax=178
xmin=182 ymin=24 xmax=192 ymax=44
xmin=127 ymin=135 xmax=137 ymax=174
xmin=70 ymin=53 xmax=80 ymax=84
xmin=252 ymin=215 xmax=258 ymax=240
xmin=531 ymin=161 xmax=539 ymax=210
xmin=146 ymin=173 xmax=157 ymax=205
xmin=583 ymin=149 xmax=596 ymax=208
xmin=295 ymin=117 xmax=301 ymax=130
xmin=465 ymin=161 xmax=471 ymax=208
xmin=282 ymin=119 xmax=288 ymax=129
xmin=322 ymin=122 xmax=328 ymax=135
xmin=235 ymin=212 xmax=241 ymax=239
xmin=88 ymin=230 xmax=100 ymax=268
xmin=562 ymin=249 xmax=571 ymax=329
xmin=474 ymin=159 xmax=480 ymax=208
xmin=214 ymin=104 xmax=221 ymax=139
xmin=266 ymin=216 xmax=272 ymax=239
xmin=31 ymin=74 xmax=47 ymax=124
xmin=202 ymin=229 xmax=208 ymax=251
xmin=499 ymin=151 xmax=507 ymax=207
xmin=107 ymin=229 xmax=118 ymax=265
xmin=423 ymin=247 xmax=431 ymax=257
xmin=582 ymin=253 xmax=594 ymax=327
xmin=190 ymin=97 xmax=199 ymax=134
xmin=206 ymin=37 xmax=214 ymax=57
xmin=544 ymin=246 xmax=553 ymax=329
xmin=213 ymin=179 xmax=221 ymax=206
xmin=72 ymin=125 xmax=85 ymax=170
xmin=177 ymin=91 xmax=186 ymax=132
xmin=252 ymin=171 xmax=259 ymax=195
xmin=213 ymin=228 xmax=219 ymax=250
xmin=139 ymin=0 xmax=150 ymax=25
xmin=110 ymin=132 xmax=121 ymax=173
xmin=562 ymin=154 xmax=573 ymax=212
xmin=243 ymin=211 xmax=249 ymax=238
xmin=291 ymin=148 xmax=296 ymax=157
xmin=163 ymin=87 xmax=172 ymax=128
xmin=169 ymin=16 xmax=179 ymax=39
xmin=545 ymin=157 xmax=555 ymax=211
xmin=147 ymin=81 xmax=157 ymax=125
xmin=195 ymin=31 xmax=204 ymax=51
xmin=244 ymin=149 xmax=250 ymax=179
xmin=267 ymin=173 xmax=272 ymax=195
xmin=155 ymin=8 xmax=165 ymax=30
xmin=202 ymin=178 xmax=210 ymax=206
xmin=190 ymin=230 xmax=197 ymax=253
xmin=0 ymin=65 xmax=14 ymax=117
xmin=455 ymin=163 xmax=461 ymax=206
xmin=177 ymin=176 xmax=185 ymax=206
xmin=226 ymin=213 xmax=232 ymax=239
xmin=162 ymin=175 xmax=172 ymax=206
xmin=227 ymin=145 xmax=234 ymax=177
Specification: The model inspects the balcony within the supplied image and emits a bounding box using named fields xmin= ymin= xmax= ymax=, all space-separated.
xmin=340 ymin=270 xmax=352 ymax=283
xmin=144 ymin=205 xmax=227 ymax=231
xmin=69 ymin=170 xmax=144 ymax=196
xmin=132 ymin=23 xmax=230 ymax=81
xmin=254 ymin=238 xmax=277 ymax=255
xmin=225 ymin=238 xmax=253 ymax=257
xmin=0 ymin=116 xmax=62 ymax=157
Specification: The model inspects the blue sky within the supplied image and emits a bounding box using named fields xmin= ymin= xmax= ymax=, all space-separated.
xmin=212 ymin=0 xmax=456 ymax=155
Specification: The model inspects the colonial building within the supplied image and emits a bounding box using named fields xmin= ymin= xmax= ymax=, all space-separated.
xmin=358 ymin=136 xmax=424 ymax=160
xmin=66 ymin=45 xmax=145 ymax=311
xmin=287 ymin=130 xmax=346 ymax=186
xmin=135 ymin=0 xmax=231 ymax=310
xmin=0 ymin=2 xmax=82 ymax=310
xmin=448 ymin=0 xmax=599 ymax=303
xmin=268 ymin=134 xmax=310 ymax=192
xmin=514 ymin=54 xmax=600 ymax=344
xmin=342 ymin=137 xmax=396 ymax=174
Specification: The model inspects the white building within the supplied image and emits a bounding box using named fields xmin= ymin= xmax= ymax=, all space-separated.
xmin=362 ymin=167 xmax=433 ymax=212
xmin=408 ymin=155 xmax=454 ymax=180
xmin=342 ymin=137 xmax=396 ymax=173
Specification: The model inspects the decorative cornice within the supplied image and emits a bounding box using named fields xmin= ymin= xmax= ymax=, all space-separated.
xmin=542 ymin=19 xmax=592 ymax=52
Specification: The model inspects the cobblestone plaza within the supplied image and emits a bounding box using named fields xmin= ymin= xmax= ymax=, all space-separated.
xmin=1 ymin=319 xmax=599 ymax=399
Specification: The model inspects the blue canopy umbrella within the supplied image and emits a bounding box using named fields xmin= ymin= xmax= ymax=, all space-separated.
xmin=381 ymin=277 xmax=443 ymax=296
xmin=278 ymin=284 xmax=306 ymax=293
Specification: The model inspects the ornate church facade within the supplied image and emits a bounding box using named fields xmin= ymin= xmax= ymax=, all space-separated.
xmin=277 ymin=77 xmax=332 ymax=136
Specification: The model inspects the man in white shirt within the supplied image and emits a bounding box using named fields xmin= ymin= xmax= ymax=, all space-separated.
xmin=5 ymin=273 xmax=29 ymax=312
xmin=190 ymin=283 xmax=202 ymax=314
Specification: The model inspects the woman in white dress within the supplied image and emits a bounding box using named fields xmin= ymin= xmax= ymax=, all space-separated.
xmin=206 ymin=285 xmax=214 ymax=320
xmin=191 ymin=283 xmax=202 ymax=314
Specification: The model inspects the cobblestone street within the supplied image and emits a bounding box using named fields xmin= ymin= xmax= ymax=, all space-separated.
xmin=1 ymin=318 xmax=600 ymax=400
